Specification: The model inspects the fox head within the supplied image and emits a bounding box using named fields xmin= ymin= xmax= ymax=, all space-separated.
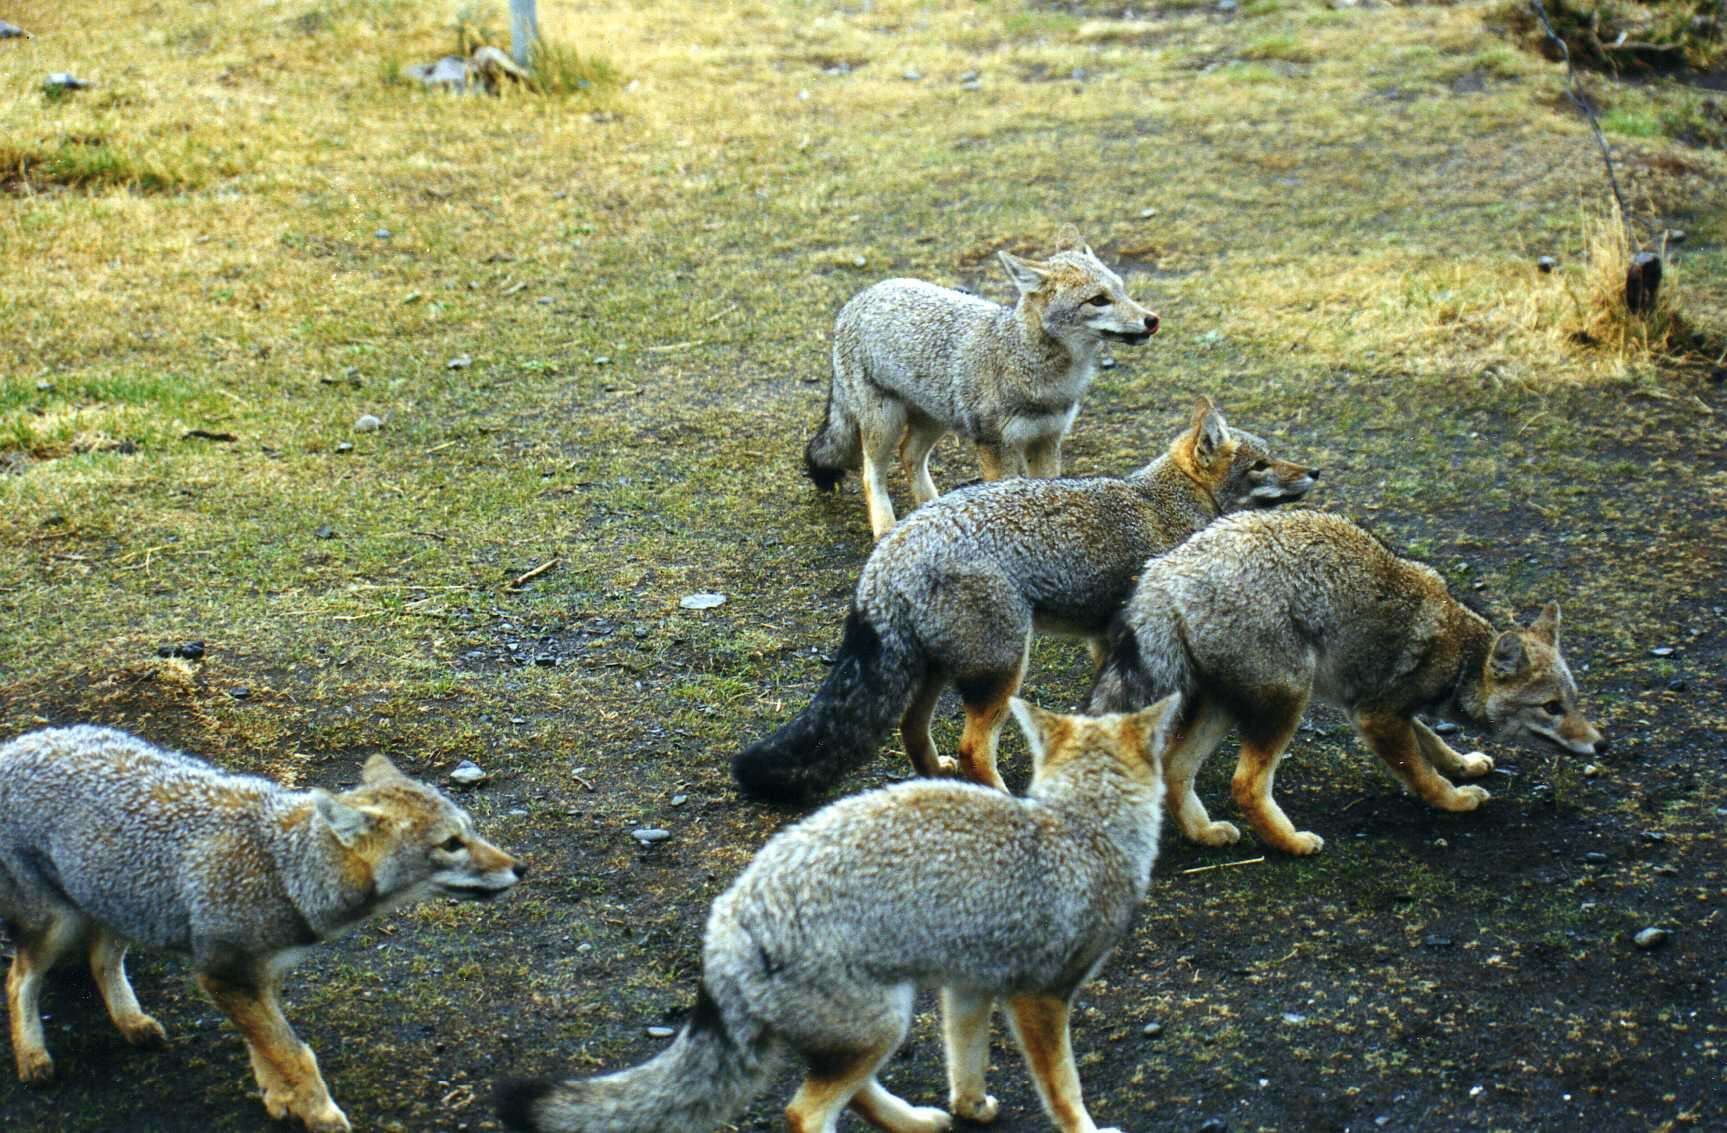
xmin=1010 ymin=693 xmax=1181 ymax=794
xmin=1481 ymin=603 xmax=1605 ymax=757
xmin=1172 ymin=397 xmax=1318 ymax=512
xmin=998 ymin=230 xmax=1158 ymax=349
xmin=312 ymin=755 xmax=525 ymax=903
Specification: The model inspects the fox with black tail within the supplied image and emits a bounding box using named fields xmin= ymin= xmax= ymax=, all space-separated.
xmin=500 ymin=695 xmax=1180 ymax=1133
xmin=736 ymin=398 xmax=1317 ymax=803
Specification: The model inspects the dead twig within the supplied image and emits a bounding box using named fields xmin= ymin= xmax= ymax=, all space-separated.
xmin=506 ymin=558 xmax=560 ymax=591
xmin=1180 ymin=856 xmax=1266 ymax=876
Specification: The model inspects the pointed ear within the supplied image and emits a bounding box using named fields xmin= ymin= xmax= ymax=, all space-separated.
xmin=998 ymin=250 xmax=1049 ymax=295
xmin=314 ymin=791 xmax=381 ymax=848
xmin=1127 ymin=692 xmax=1182 ymax=771
xmin=1489 ymin=631 xmax=1528 ymax=680
xmin=1529 ymin=602 xmax=1560 ymax=646
xmin=1053 ymin=224 xmax=1085 ymax=253
xmin=1009 ymin=697 xmax=1062 ymax=769
xmin=1188 ymin=398 xmax=1229 ymax=465
xmin=362 ymin=754 xmax=408 ymax=786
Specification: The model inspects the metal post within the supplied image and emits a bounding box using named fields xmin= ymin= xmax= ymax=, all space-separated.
xmin=510 ymin=0 xmax=539 ymax=69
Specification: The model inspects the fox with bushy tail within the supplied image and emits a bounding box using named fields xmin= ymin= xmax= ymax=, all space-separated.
xmin=736 ymin=398 xmax=1317 ymax=803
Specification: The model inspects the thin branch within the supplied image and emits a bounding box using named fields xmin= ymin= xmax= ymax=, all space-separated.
xmin=1527 ymin=0 xmax=1641 ymax=249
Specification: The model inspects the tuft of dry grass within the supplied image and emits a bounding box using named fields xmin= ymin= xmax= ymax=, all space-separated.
xmin=1564 ymin=212 xmax=1687 ymax=359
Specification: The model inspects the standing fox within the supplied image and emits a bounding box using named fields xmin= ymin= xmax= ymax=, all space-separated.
xmin=735 ymin=398 xmax=1316 ymax=803
xmin=499 ymin=695 xmax=1179 ymax=1133
xmin=0 ymin=726 xmax=524 ymax=1132
xmin=805 ymin=231 xmax=1159 ymax=539
xmin=1089 ymin=509 xmax=1606 ymax=855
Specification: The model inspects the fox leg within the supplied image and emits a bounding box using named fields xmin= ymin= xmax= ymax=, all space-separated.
xmin=941 ymin=987 xmax=999 ymax=1124
xmin=954 ymin=644 xmax=1027 ymax=792
xmin=1006 ymin=994 xmax=1112 ymax=1133
xmin=1230 ymin=693 xmax=1325 ymax=855
xmin=1411 ymin=718 xmax=1494 ymax=780
xmin=902 ymin=670 xmax=958 ymax=779
xmin=88 ymin=928 xmax=166 ymax=1048
xmin=977 ymin=444 xmax=1029 ymax=481
xmin=898 ymin=418 xmax=945 ymax=506
xmin=1164 ymin=697 xmax=1240 ymax=847
xmin=1357 ymin=713 xmax=1491 ymax=813
xmin=859 ymin=405 xmax=908 ymax=540
xmin=849 ymin=1076 xmax=954 ymax=1133
xmin=198 ymin=972 xmax=351 ymax=1133
xmin=7 ymin=912 xmax=82 ymax=1082
xmin=1024 ymin=434 xmax=1062 ymax=478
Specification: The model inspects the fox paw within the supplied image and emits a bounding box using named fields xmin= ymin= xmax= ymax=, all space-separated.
xmin=1279 ymin=831 xmax=1326 ymax=856
xmin=118 ymin=1014 xmax=168 ymax=1048
xmin=903 ymin=1105 xmax=953 ymax=1133
xmin=1448 ymin=784 xmax=1490 ymax=811
xmin=934 ymin=756 xmax=961 ymax=777
xmin=16 ymin=1049 xmax=54 ymax=1083
xmin=295 ymin=1101 xmax=351 ymax=1133
xmin=1191 ymin=820 xmax=1241 ymax=847
xmin=950 ymin=1092 xmax=1000 ymax=1123
xmin=1456 ymin=751 xmax=1494 ymax=778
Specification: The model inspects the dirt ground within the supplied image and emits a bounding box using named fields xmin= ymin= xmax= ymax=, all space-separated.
xmin=2 ymin=2 xmax=1725 ymax=1132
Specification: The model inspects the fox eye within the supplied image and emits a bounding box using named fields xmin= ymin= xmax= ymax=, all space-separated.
xmin=1251 ymin=460 xmax=1269 ymax=472
xmin=1085 ymin=294 xmax=1111 ymax=307
xmin=439 ymin=835 xmax=465 ymax=853
xmin=1542 ymin=700 xmax=1564 ymax=716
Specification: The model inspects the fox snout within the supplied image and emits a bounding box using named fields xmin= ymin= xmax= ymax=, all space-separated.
xmin=1103 ymin=312 xmax=1159 ymax=345
xmin=435 ymin=839 xmax=527 ymax=901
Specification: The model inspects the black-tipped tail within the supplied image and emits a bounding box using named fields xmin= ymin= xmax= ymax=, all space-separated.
xmin=1088 ymin=616 xmax=1175 ymax=715
xmin=496 ymin=1078 xmax=556 ymax=1131
xmin=802 ymin=389 xmax=859 ymax=492
xmin=734 ymin=609 xmax=924 ymax=804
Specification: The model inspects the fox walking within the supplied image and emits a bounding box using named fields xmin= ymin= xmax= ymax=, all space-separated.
xmin=736 ymin=398 xmax=1315 ymax=802
xmin=1089 ymin=509 xmax=1605 ymax=855
xmin=805 ymin=232 xmax=1159 ymax=538
xmin=501 ymin=695 xmax=1180 ymax=1133
xmin=0 ymin=726 xmax=524 ymax=1132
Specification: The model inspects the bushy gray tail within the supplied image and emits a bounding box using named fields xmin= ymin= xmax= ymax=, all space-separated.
xmin=1088 ymin=605 xmax=1194 ymax=715
xmin=803 ymin=382 xmax=860 ymax=492
xmin=733 ymin=609 xmax=924 ymax=804
xmin=497 ymin=984 xmax=777 ymax=1133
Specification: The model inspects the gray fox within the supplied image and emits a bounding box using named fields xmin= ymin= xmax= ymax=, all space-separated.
xmin=735 ymin=398 xmax=1316 ymax=802
xmin=0 ymin=725 xmax=524 ymax=1132
xmin=499 ymin=694 xmax=1180 ymax=1133
xmin=805 ymin=231 xmax=1159 ymax=539
xmin=1088 ymin=509 xmax=1607 ymax=855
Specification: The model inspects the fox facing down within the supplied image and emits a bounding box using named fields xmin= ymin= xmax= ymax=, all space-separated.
xmin=735 ymin=398 xmax=1316 ymax=803
xmin=499 ymin=695 xmax=1179 ymax=1133
xmin=805 ymin=231 xmax=1159 ymax=539
xmin=0 ymin=726 xmax=524 ymax=1132
xmin=1088 ymin=509 xmax=1606 ymax=855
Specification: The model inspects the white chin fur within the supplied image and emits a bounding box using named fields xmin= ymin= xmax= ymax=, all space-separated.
xmin=432 ymin=869 xmax=518 ymax=895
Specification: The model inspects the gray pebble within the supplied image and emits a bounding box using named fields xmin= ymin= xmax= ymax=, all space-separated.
xmin=447 ymin=354 xmax=472 ymax=370
xmin=1582 ymin=851 xmax=1610 ymax=865
xmin=594 ymin=355 xmax=611 ymax=366
xmin=633 ymin=828 xmax=672 ymax=844
xmin=334 ymin=441 xmax=354 ymax=453
xmin=375 ymin=228 xmax=392 ymax=240
xmin=1431 ymin=720 xmax=1460 ymax=735
xmin=0 ymin=21 xmax=29 ymax=38
xmin=646 ymin=1025 xmax=676 ymax=1038
xmin=1649 ymin=646 xmax=1675 ymax=657
xmin=44 ymin=73 xmax=90 ymax=91
xmin=1537 ymin=255 xmax=1557 ymax=273
xmin=1142 ymin=1021 xmax=1163 ymax=1036
xmin=1633 ymin=927 xmax=1669 ymax=950
xmin=670 ymin=794 xmax=689 ymax=807
xmin=449 ymin=760 xmax=490 ymax=786
xmin=902 ymin=69 xmax=922 ymax=81
xmin=229 ymin=687 xmax=251 ymax=700
xmin=314 ymin=526 xmax=335 ymax=540
xmin=1099 ymin=354 xmax=1117 ymax=370
xmin=354 ymin=414 xmax=382 ymax=432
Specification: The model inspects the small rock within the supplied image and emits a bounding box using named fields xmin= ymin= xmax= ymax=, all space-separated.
xmin=334 ymin=442 xmax=354 ymax=453
xmin=853 ymin=255 xmax=868 ymax=268
xmin=354 ymin=414 xmax=383 ymax=433
xmin=35 ymin=380 xmax=52 ymax=391
xmin=1423 ymin=934 xmax=1454 ymax=948
xmin=593 ymin=355 xmax=611 ymax=365
xmin=178 ymin=641 xmax=205 ymax=660
xmin=670 ymin=794 xmax=689 ymax=807
xmin=1198 ymin=1119 xmax=1229 ymax=1133
xmin=1281 ymin=1012 xmax=1307 ymax=1024
xmin=645 ymin=1025 xmax=676 ymax=1038
xmin=958 ymin=70 xmax=979 ymax=83
xmin=1633 ymin=927 xmax=1669 ymax=950
xmin=314 ymin=526 xmax=335 ymax=540
xmin=1642 ymin=830 xmax=1667 ymax=843
xmin=375 ymin=228 xmax=392 ymax=240
xmin=447 ymin=354 xmax=472 ymax=370
xmin=1432 ymin=720 xmax=1460 ymax=735
xmin=44 ymin=73 xmax=90 ymax=92
xmin=1537 ymin=255 xmax=1557 ymax=273
xmin=960 ymin=79 xmax=982 ymax=91
xmin=402 ymin=291 xmax=422 ymax=305
xmin=228 ymin=687 xmax=251 ymax=701
xmin=533 ymin=654 xmax=557 ymax=668
xmin=1667 ymin=230 xmax=1686 ymax=244
xmin=1583 ymin=763 xmax=1602 ymax=778
xmin=1099 ymin=354 xmax=1118 ymax=370
xmin=680 ymin=592 xmax=727 ymax=611
xmin=1215 ymin=0 xmax=1237 ymax=10
xmin=1139 ymin=207 xmax=1157 ymax=219
xmin=1649 ymin=646 xmax=1675 ymax=657
xmin=1667 ymin=678 xmax=1687 ymax=692
xmin=1141 ymin=1021 xmax=1163 ymax=1037
xmin=0 ymin=21 xmax=30 ymax=38
xmin=632 ymin=827 xmax=672 ymax=844
xmin=1070 ymin=67 xmax=1087 ymax=81
xmin=1582 ymin=851 xmax=1610 ymax=865
xmin=902 ymin=69 xmax=922 ymax=81
xmin=449 ymin=760 xmax=490 ymax=786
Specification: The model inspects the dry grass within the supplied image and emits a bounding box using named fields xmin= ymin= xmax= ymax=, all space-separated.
xmin=1566 ymin=212 xmax=1688 ymax=357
